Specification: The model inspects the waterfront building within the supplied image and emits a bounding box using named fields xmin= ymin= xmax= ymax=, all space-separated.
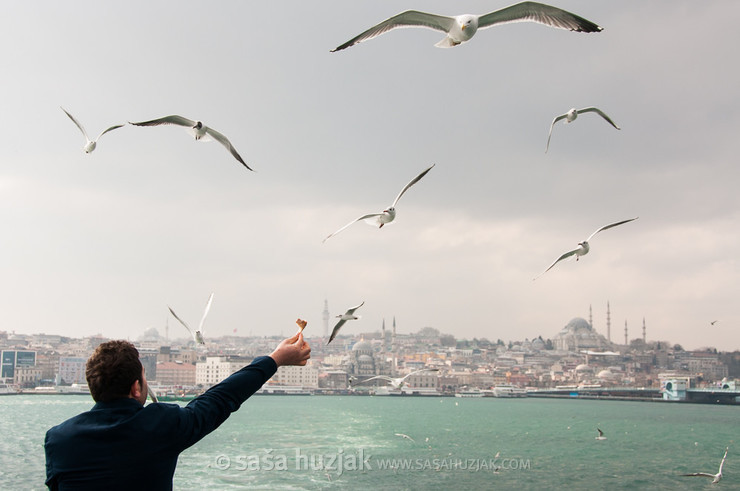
xmin=270 ymin=363 xmax=319 ymax=388
xmin=58 ymin=357 xmax=86 ymax=385
xmin=156 ymin=361 xmax=196 ymax=386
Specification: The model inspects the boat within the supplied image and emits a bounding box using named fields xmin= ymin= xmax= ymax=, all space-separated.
xmin=492 ymin=384 xmax=527 ymax=398
xmin=455 ymin=388 xmax=484 ymax=398
xmin=0 ymin=384 xmax=16 ymax=395
xmin=256 ymin=385 xmax=312 ymax=395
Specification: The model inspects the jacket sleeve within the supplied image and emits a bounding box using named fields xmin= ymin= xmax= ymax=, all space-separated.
xmin=170 ymin=355 xmax=277 ymax=450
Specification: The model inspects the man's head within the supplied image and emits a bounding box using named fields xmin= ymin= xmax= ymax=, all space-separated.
xmin=86 ymin=340 xmax=146 ymax=403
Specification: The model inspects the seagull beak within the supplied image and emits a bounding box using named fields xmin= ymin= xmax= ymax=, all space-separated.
xmin=461 ymin=24 xmax=467 ymax=31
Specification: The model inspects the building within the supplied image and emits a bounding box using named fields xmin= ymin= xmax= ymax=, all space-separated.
xmin=1 ymin=350 xmax=37 ymax=381
xmin=554 ymin=318 xmax=610 ymax=352
xmin=156 ymin=361 xmax=196 ymax=386
xmin=195 ymin=357 xmax=250 ymax=386
xmin=269 ymin=363 xmax=319 ymax=388
xmin=58 ymin=357 xmax=87 ymax=385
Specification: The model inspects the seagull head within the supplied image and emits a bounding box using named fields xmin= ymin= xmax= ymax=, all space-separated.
xmin=192 ymin=121 xmax=203 ymax=130
xmin=566 ymin=109 xmax=579 ymax=122
xmin=458 ymin=15 xmax=477 ymax=32
xmin=84 ymin=141 xmax=96 ymax=153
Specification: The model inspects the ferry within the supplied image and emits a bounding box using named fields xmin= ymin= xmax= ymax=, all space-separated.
xmin=256 ymin=385 xmax=312 ymax=395
xmin=492 ymin=384 xmax=527 ymax=398
xmin=0 ymin=383 xmax=15 ymax=395
xmin=455 ymin=388 xmax=484 ymax=398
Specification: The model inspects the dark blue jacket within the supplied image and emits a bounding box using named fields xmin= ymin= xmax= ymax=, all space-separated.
xmin=44 ymin=355 xmax=277 ymax=490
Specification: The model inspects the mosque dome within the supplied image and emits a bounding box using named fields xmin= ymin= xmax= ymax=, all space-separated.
xmin=352 ymin=340 xmax=373 ymax=352
xmin=575 ymin=364 xmax=591 ymax=372
xmin=531 ymin=338 xmax=545 ymax=351
xmin=554 ymin=317 xmax=609 ymax=352
xmin=562 ymin=318 xmax=592 ymax=334
xmin=597 ymin=369 xmax=615 ymax=380
xmin=357 ymin=354 xmax=374 ymax=363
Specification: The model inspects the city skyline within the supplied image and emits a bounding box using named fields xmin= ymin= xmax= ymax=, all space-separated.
xmin=0 ymin=2 xmax=738 ymax=351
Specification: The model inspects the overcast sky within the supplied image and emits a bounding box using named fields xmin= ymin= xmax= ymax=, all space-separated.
xmin=1 ymin=1 xmax=738 ymax=350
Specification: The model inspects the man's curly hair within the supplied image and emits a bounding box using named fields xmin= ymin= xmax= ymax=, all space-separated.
xmin=86 ymin=340 xmax=143 ymax=402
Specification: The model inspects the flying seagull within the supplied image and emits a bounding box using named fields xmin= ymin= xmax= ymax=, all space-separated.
xmin=682 ymin=447 xmax=728 ymax=484
xmin=710 ymin=320 xmax=719 ymax=326
xmin=546 ymin=107 xmax=621 ymax=152
xmin=323 ymin=164 xmax=434 ymax=242
xmin=595 ymin=428 xmax=607 ymax=440
xmin=129 ymin=115 xmax=252 ymax=170
xmin=395 ymin=433 xmax=416 ymax=443
xmin=328 ymin=302 xmax=364 ymax=344
xmin=331 ymin=1 xmax=602 ymax=51
xmin=534 ymin=218 xmax=638 ymax=280
xmin=354 ymin=369 xmax=440 ymax=389
xmin=168 ymin=292 xmax=214 ymax=345
xmin=61 ymin=107 xmax=124 ymax=154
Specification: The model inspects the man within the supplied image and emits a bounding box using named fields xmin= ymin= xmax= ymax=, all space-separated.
xmin=44 ymin=322 xmax=311 ymax=490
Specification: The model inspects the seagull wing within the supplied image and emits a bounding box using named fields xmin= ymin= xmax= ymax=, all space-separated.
xmin=586 ymin=217 xmax=638 ymax=241
xmin=403 ymin=368 xmax=439 ymax=381
xmin=147 ymin=385 xmax=159 ymax=403
xmin=356 ymin=375 xmax=393 ymax=385
xmin=331 ymin=11 xmax=455 ymax=52
xmin=344 ymin=301 xmax=365 ymax=316
xmin=391 ymin=164 xmax=435 ymax=208
xmin=61 ymin=107 xmax=90 ymax=141
xmin=94 ymin=124 xmax=125 ymax=142
xmin=328 ymin=319 xmax=347 ymax=344
xmin=578 ymin=107 xmax=621 ymax=130
xmin=597 ymin=428 xmax=604 ymax=437
xmin=682 ymin=473 xmax=716 ymax=478
xmin=323 ymin=214 xmax=383 ymax=242
xmin=478 ymin=2 xmax=603 ymax=32
xmin=198 ymin=292 xmax=214 ymax=334
xmin=204 ymin=126 xmax=253 ymax=171
xmin=718 ymin=447 xmax=728 ymax=473
xmin=168 ymin=306 xmax=194 ymax=337
xmin=395 ymin=433 xmax=415 ymax=442
xmin=129 ymin=115 xmax=196 ymax=127
xmin=534 ymin=247 xmax=580 ymax=280
xmin=546 ymin=114 xmax=568 ymax=153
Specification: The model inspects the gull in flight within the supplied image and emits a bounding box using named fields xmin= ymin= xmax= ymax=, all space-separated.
xmin=710 ymin=320 xmax=719 ymax=326
xmin=682 ymin=447 xmax=728 ymax=484
xmin=353 ymin=369 xmax=440 ymax=389
xmin=129 ymin=115 xmax=252 ymax=170
xmin=327 ymin=302 xmax=364 ymax=344
xmin=168 ymin=292 xmax=214 ymax=345
xmin=61 ymin=107 xmax=124 ymax=154
xmin=331 ymin=1 xmax=602 ymax=51
xmin=546 ymin=107 xmax=621 ymax=152
xmin=534 ymin=218 xmax=638 ymax=279
xmin=595 ymin=428 xmax=607 ymax=441
xmin=323 ymin=164 xmax=434 ymax=242
xmin=395 ymin=433 xmax=416 ymax=443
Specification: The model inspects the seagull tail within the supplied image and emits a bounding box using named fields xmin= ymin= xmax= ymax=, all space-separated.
xmin=434 ymin=37 xmax=459 ymax=48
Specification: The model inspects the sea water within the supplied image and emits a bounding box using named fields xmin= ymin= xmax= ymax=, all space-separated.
xmin=1 ymin=395 xmax=737 ymax=490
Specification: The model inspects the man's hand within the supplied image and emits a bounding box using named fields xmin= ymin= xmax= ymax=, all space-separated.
xmin=269 ymin=330 xmax=311 ymax=367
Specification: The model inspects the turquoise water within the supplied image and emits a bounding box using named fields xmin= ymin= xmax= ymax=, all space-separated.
xmin=1 ymin=395 xmax=737 ymax=490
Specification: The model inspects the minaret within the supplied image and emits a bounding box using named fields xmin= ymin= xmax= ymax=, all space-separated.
xmin=589 ymin=304 xmax=593 ymax=329
xmin=606 ymin=302 xmax=611 ymax=343
xmin=642 ymin=317 xmax=646 ymax=343
xmin=322 ymin=299 xmax=330 ymax=339
xmin=624 ymin=320 xmax=628 ymax=346
xmin=381 ymin=318 xmax=387 ymax=353
xmin=392 ymin=317 xmax=397 ymax=376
